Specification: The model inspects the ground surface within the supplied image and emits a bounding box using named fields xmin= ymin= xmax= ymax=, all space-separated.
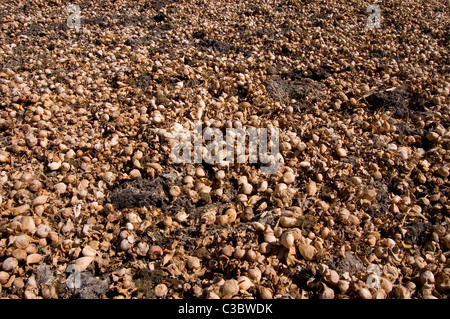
xmin=0 ymin=0 xmax=449 ymax=299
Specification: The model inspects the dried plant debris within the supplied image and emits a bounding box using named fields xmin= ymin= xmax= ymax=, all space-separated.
xmin=0 ymin=0 xmax=449 ymax=300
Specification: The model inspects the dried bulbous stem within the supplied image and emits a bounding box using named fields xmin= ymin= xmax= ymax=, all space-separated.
xmin=222 ymin=279 xmax=239 ymax=297
xmin=281 ymin=231 xmax=295 ymax=248
xmin=13 ymin=235 xmax=30 ymax=249
xmin=187 ymin=256 xmax=201 ymax=270
xmin=155 ymin=283 xmax=168 ymax=298
xmin=2 ymin=257 xmax=18 ymax=272
xmin=319 ymin=283 xmax=335 ymax=299
xmin=148 ymin=246 xmax=163 ymax=260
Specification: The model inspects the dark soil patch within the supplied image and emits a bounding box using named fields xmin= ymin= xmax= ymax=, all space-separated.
xmin=298 ymin=215 xmax=318 ymax=237
xmin=440 ymin=29 xmax=450 ymax=47
xmin=133 ymin=72 xmax=153 ymax=89
xmin=197 ymin=38 xmax=238 ymax=55
xmin=193 ymin=30 xmax=207 ymax=39
xmin=35 ymin=264 xmax=53 ymax=285
xmin=110 ymin=173 xmax=198 ymax=215
xmin=50 ymin=21 xmax=69 ymax=32
xmin=370 ymin=49 xmax=392 ymax=59
xmin=363 ymin=87 xmax=426 ymax=118
xmin=150 ymin=0 xmax=173 ymax=11
xmin=154 ymin=12 xmax=166 ymax=22
xmin=394 ymin=121 xmax=423 ymax=137
xmin=82 ymin=16 xmax=111 ymax=28
xmin=383 ymin=171 xmax=421 ymax=198
xmin=117 ymin=15 xmax=149 ymax=27
xmin=265 ymin=75 xmax=326 ymax=107
xmin=366 ymin=183 xmax=390 ymax=218
xmin=170 ymin=196 xmax=196 ymax=214
xmin=326 ymin=252 xmax=364 ymax=275
xmin=185 ymin=78 xmax=203 ymax=88
xmin=291 ymin=265 xmax=329 ymax=298
xmin=1 ymin=57 xmax=23 ymax=70
xmin=2 ymin=45 xmax=38 ymax=70
xmin=403 ymin=221 xmax=431 ymax=246
xmin=134 ymin=268 xmax=165 ymax=298
xmin=309 ymin=64 xmax=335 ymax=81
xmin=124 ymin=37 xmax=143 ymax=48
xmin=229 ymin=85 xmax=252 ymax=102
xmin=68 ymin=273 xmax=110 ymax=299
xmin=25 ymin=22 xmax=46 ymax=37
xmin=243 ymin=4 xmax=269 ymax=16
xmin=157 ymin=22 xmax=172 ymax=31
xmin=110 ymin=173 xmax=181 ymax=211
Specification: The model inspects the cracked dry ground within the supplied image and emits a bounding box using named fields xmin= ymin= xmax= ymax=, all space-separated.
xmin=0 ymin=0 xmax=449 ymax=299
